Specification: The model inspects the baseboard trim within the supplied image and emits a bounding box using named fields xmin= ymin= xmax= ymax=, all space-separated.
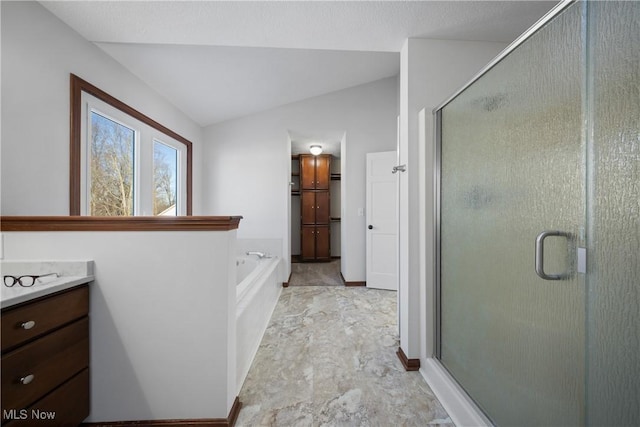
xmin=82 ymin=397 xmax=242 ymax=427
xmin=340 ymin=272 xmax=366 ymax=287
xmin=227 ymin=397 xmax=242 ymax=426
xmin=344 ymin=281 xmax=366 ymax=287
xmin=283 ymin=272 xmax=292 ymax=287
xmin=396 ymin=347 xmax=420 ymax=371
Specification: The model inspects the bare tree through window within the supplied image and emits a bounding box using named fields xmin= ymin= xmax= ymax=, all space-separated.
xmin=153 ymin=141 xmax=177 ymax=216
xmin=90 ymin=112 xmax=134 ymax=216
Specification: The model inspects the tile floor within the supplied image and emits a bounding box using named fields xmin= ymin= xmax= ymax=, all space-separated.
xmin=236 ymin=284 xmax=453 ymax=426
xmin=288 ymin=260 xmax=342 ymax=286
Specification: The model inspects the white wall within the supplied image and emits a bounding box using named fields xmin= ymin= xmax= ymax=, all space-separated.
xmin=0 ymin=1 xmax=203 ymax=215
xmin=2 ymin=230 xmax=237 ymax=421
xmin=203 ymin=77 xmax=398 ymax=282
xmin=398 ymin=39 xmax=507 ymax=360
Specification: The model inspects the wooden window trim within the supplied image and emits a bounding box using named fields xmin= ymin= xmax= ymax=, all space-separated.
xmin=0 ymin=216 xmax=242 ymax=232
xmin=70 ymin=74 xmax=193 ymax=216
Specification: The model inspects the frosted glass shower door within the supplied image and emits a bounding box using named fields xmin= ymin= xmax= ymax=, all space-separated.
xmin=438 ymin=3 xmax=585 ymax=425
xmin=586 ymin=2 xmax=640 ymax=425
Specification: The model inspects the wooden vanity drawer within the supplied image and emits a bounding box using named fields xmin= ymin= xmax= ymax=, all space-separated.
xmin=3 ymin=369 xmax=90 ymax=427
xmin=1 ymin=318 xmax=89 ymax=413
xmin=1 ymin=285 xmax=88 ymax=352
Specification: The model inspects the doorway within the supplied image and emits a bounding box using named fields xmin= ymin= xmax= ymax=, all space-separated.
xmin=289 ymin=131 xmax=344 ymax=283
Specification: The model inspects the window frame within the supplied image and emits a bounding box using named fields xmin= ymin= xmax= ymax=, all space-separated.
xmin=70 ymin=74 xmax=192 ymax=216
xmin=85 ymin=106 xmax=140 ymax=216
xmin=152 ymin=137 xmax=185 ymax=216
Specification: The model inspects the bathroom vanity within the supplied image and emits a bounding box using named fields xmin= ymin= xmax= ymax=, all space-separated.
xmin=1 ymin=262 xmax=93 ymax=426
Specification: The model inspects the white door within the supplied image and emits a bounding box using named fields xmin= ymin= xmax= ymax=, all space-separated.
xmin=366 ymin=151 xmax=398 ymax=291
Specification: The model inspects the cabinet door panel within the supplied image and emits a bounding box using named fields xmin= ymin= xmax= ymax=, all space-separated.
xmin=301 ymin=192 xmax=316 ymax=225
xmin=315 ymin=226 xmax=331 ymax=259
xmin=315 ymin=156 xmax=331 ymax=189
xmin=301 ymin=227 xmax=316 ymax=260
xmin=5 ymin=368 xmax=89 ymax=427
xmin=300 ymin=155 xmax=316 ymax=189
xmin=315 ymin=191 xmax=330 ymax=224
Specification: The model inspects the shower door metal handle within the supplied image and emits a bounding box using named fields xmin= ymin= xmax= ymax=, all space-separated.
xmin=535 ymin=230 xmax=570 ymax=280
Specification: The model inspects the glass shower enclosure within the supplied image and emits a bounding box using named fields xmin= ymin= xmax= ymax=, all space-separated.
xmin=434 ymin=1 xmax=639 ymax=425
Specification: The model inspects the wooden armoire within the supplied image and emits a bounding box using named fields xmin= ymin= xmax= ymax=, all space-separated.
xmin=300 ymin=154 xmax=331 ymax=261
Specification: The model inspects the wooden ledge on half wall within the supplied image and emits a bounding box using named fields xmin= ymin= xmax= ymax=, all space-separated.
xmin=0 ymin=216 xmax=243 ymax=232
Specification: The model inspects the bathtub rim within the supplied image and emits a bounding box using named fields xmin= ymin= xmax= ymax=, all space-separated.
xmin=236 ymin=255 xmax=280 ymax=304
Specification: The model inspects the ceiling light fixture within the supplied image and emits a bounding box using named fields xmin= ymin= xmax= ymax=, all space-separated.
xmin=309 ymin=145 xmax=323 ymax=155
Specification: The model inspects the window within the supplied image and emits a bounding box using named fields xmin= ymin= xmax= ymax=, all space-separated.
xmin=70 ymin=74 xmax=192 ymax=216
xmin=90 ymin=111 xmax=135 ymax=216
xmin=153 ymin=140 xmax=178 ymax=216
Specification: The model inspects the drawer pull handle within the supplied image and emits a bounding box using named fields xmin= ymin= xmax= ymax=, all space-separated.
xmin=21 ymin=320 xmax=36 ymax=330
xmin=20 ymin=374 xmax=35 ymax=385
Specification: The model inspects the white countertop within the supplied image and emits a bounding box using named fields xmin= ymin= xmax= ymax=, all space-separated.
xmin=1 ymin=260 xmax=95 ymax=309
xmin=1 ymin=275 xmax=94 ymax=309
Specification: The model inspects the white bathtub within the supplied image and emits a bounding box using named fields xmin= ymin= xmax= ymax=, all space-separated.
xmin=236 ymin=257 xmax=260 ymax=300
xmin=235 ymin=255 xmax=282 ymax=392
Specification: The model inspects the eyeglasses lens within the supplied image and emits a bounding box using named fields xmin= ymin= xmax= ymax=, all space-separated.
xmin=19 ymin=276 xmax=36 ymax=287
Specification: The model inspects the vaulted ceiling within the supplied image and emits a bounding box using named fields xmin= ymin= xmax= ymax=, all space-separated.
xmin=41 ymin=1 xmax=558 ymax=127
